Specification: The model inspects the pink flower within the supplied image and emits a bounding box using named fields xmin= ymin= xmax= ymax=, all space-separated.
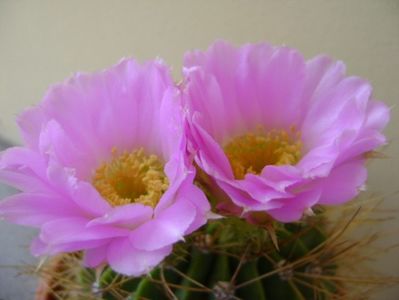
xmin=0 ymin=59 xmax=210 ymax=276
xmin=183 ymin=41 xmax=389 ymax=222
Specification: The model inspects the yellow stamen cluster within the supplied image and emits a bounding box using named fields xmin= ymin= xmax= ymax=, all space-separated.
xmin=223 ymin=127 xmax=302 ymax=179
xmin=92 ymin=148 xmax=168 ymax=207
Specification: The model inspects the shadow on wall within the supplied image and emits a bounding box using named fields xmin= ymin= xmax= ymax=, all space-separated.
xmin=0 ymin=138 xmax=38 ymax=300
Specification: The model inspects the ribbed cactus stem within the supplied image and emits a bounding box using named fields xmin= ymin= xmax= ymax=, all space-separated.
xmin=36 ymin=213 xmax=374 ymax=300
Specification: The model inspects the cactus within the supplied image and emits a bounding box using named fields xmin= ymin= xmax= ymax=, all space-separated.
xmin=31 ymin=197 xmax=398 ymax=300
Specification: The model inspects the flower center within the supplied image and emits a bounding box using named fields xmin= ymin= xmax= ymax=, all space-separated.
xmin=223 ymin=127 xmax=302 ymax=179
xmin=92 ymin=148 xmax=169 ymax=207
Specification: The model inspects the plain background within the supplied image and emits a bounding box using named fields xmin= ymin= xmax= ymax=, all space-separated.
xmin=0 ymin=0 xmax=398 ymax=299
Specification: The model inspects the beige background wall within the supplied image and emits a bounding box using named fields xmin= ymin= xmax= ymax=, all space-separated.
xmin=1 ymin=0 xmax=398 ymax=299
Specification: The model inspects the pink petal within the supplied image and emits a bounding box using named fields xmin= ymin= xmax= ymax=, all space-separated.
xmin=40 ymin=59 xmax=175 ymax=166
xmin=88 ymin=203 xmax=153 ymax=229
xmin=84 ymin=245 xmax=108 ymax=268
xmin=39 ymin=217 xmax=128 ymax=245
xmin=70 ymin=181 xmax=111 ymax=217
xmin=31 ymin=236 xmax=110 ymax=256
xmin=174 ymin=179 xmax=210 ymax=234
xmin=216 ymin=179 xmax=261 ymax=208
xmin=0 ymin=147 xmax=49 ymax=192
xmin=189 ymin=116 xmax=233 ymax=179
xmin=156 ymin=155 xmax=191 ymax=213
xmin=365 ymin=100 xmax=390 ymax=131
xmin=302 ymin=55 xmax=346 ymax=111
xmin=17 ymin=106 xmax=48 ymax=150
xmin=239 ymin=174 xmax=293 ymax=206
xmin=0 ymin=193 xmax=78 ymax=227
xmin=159 ymin=87 xmax=185 ymax=159
xmin=267 ymin=189 xmax=321 ymax=222
xmin=184 ymin=41 xmax=307 ymax=133
xmin=130 ymin=200 xmax=196 ymax=251
xmin=317 ymin=160 xmax=367 ymax=205
xmin=39 ymin=119 xmax=98 ymax=179
xmin=107 ymin=237 xmax=172 ymax=276
xmin=301 ymin=77 xmax=371 ymax=149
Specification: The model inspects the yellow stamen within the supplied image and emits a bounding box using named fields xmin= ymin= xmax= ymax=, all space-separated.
xmin=92 ymin=148 xmax=168 ymax=207
xmin=223 ymin=126 xmax=302 ymax=179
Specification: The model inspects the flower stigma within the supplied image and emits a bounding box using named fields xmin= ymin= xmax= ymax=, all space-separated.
xmin=92 ymin=148 xmax=169 ymax=207
xmin=223 ymin=126 xmax=302 ymax=179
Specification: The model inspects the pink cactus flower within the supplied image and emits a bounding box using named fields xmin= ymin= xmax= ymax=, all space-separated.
xmin=0 ymin=59 xmax=209 ymax=276
xmin=183 ymin=41 xmax=389 ymax=222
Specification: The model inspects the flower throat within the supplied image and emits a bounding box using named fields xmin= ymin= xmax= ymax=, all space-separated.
xmin=92 ymin=148 xmax=168 ymax=207
xmin=223 ymin=127 xmax=302 ymax=179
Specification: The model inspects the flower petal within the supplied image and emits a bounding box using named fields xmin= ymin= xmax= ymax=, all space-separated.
xmin=31 ymin=236 xmax=110 ymax=256
xmin=17 ymin=106 xmax=48 ymax=150
xmin=317 ymin=160 xmax=367 ymax=205
xmin=0 ymin=193 xmax=78 ymax=227
xmin=130 ymin=200 xmax=196 ymax=251
xmin=0 ymin=147 xmax=49 ymax=192
xmin=39 ymin=217 xmax=128 ymax=245
xmin=267 ymin=189 xmax=321 ymax=222
xmin=69 ymin=181 xmax=111 ymax=217
xmin=87 ymin=203 xmax=153 ymax=229
xmin=84 ymin=245 xmax=108 ymax=268
xmin=184 ymin=41 xmax=307 ymax=134
xmin=107 ymin=238 xmax=172 ymax=276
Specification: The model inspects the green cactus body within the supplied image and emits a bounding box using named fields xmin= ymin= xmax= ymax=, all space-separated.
xmin=86 ymin=217 xmax=343 ymax=300
xmin=38 ymin=213 xmax=375 ymax=300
